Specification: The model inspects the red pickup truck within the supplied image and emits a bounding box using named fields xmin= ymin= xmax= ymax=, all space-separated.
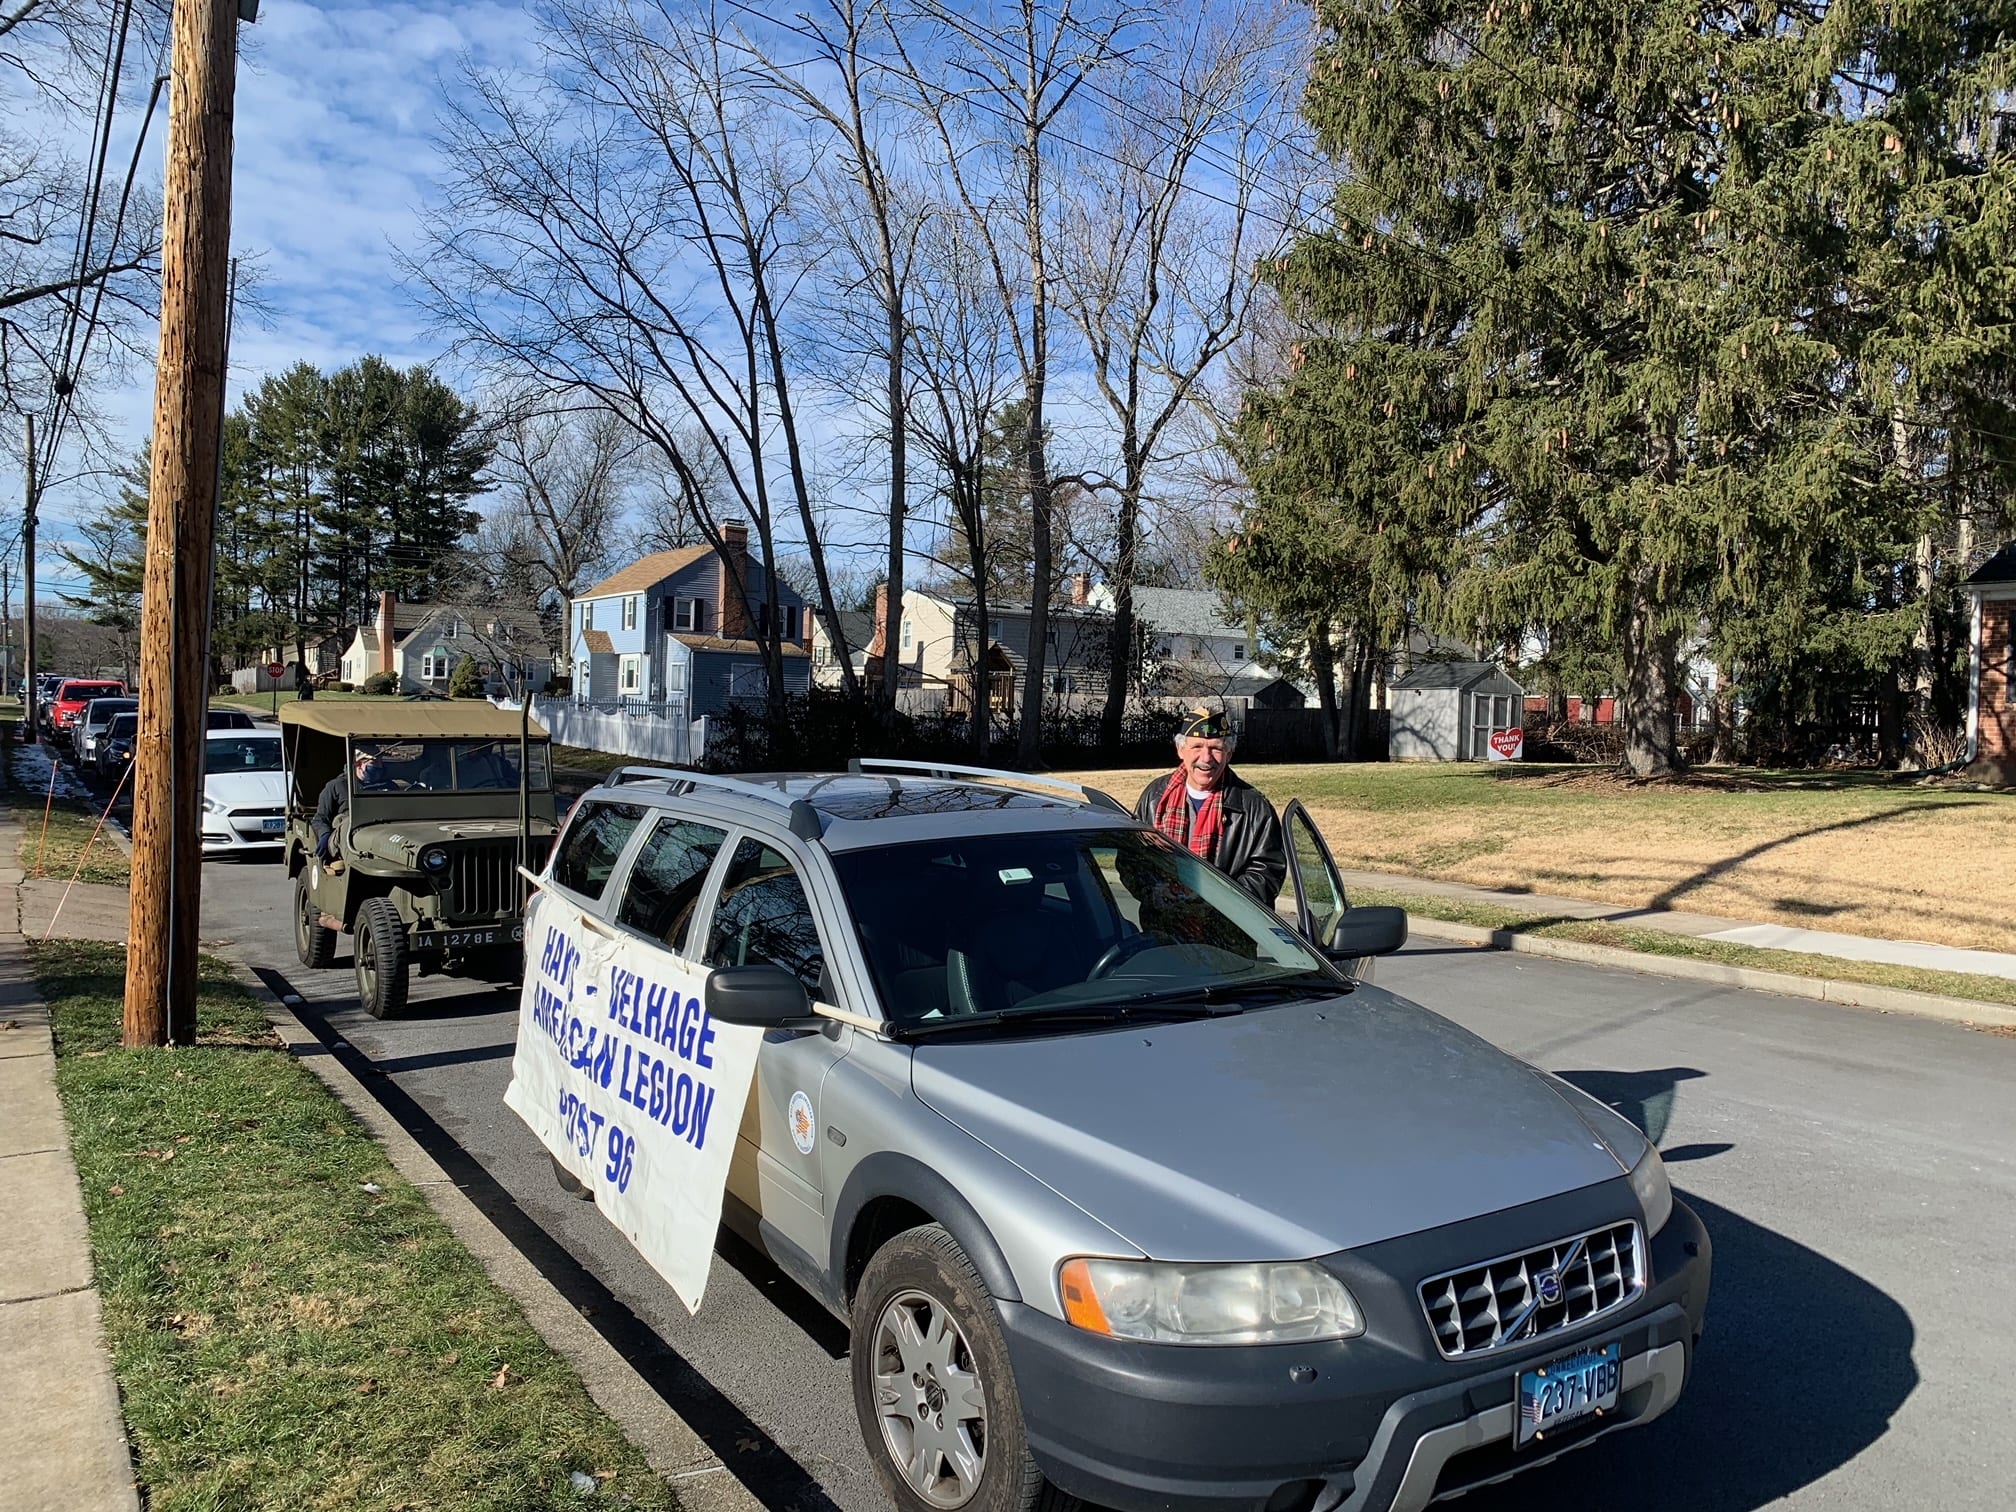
xmin=48 ymin=678 xmax=128 ymax=735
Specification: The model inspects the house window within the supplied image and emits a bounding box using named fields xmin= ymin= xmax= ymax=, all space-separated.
xmin=901 ymin=619 xmax=913 ymax=649
xmin=620 ymin=655 xmax=641 ymax=694
xmin=581 ymin=601 xmax=594 ymax=630
xmin=728 ymin=663 xmax=764 ymax=700
xmin=443 ymin=618 xmax=459 ymax=640
xmin=623 ymin=596 xmax=638 ymax=631
xmin=577 ymin=660 xmax=591 ymax=691
xmin=987 ymin=618 xmax=1004 ymax=642
xmin=1233 ymin=645 xmax=1247 ymax=661
xmin=674 ymin=598 xmax=702 ymax=632
xmin=1051 ymin=671 xmax=1073 ymax=696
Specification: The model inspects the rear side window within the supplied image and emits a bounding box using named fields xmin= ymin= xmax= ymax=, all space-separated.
xmin=551 ymin=801 xmax=645 ymax=900
xmin=616 ymin=818 xmax=728 ymax=956
xmin=706 ymin=839 xmax=827 ymax=995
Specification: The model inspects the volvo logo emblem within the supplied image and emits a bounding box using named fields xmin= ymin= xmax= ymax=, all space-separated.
xmin=1535 ymin=1269 xmax=1565 ymax=1307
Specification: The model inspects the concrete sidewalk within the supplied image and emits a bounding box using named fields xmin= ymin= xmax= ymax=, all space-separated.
xmin=0 ymin=829 xmax=140 ymax=1512
xmin=1338 ymin=867 xmax=2016 ymax=982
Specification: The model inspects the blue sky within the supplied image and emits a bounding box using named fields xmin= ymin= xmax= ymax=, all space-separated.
xmin=19 ymin=0 xmax=542 ymax=601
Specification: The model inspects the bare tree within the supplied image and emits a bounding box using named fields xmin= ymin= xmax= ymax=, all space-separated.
xmin=1056 ymin=0 xmax=1309 ymax=752
xmin=485 ymin=396 xmax=636 ymax=636
xmin=891 ymin=0 xmax=1130 ymax=763
xmin=906 ymin=211 xmax=1022 ymax=758
xmin=409 ymin=0 xmax=861 ymax=733
xmin=751 ymin=0 xmax=924 ymax=706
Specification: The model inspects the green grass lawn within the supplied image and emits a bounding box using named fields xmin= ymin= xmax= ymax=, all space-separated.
xmin=1 ymin=744 xmax=130 ymax=883
xmin=1059 ymin=760 xmax=2016 ymax=952
xmin=39 ymin=940 xmax=680 ymax=1512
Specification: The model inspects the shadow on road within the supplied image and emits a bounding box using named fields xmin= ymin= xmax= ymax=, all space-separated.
xmin=1462 ymin=1191 xmax=1916 ymax=1511
xmin=1559 ymin=1067 xmax=1708 ymax=1145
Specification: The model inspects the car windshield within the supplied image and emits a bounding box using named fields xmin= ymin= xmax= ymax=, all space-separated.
xmin=108 ymin=714 xmax=138 ymax=737
xmin=830 ymin=828 xmax=1337 ymax=1030
xmin=63 ymin=683 xmax=122 ymax=701
xmin=87 ymin=700 xmax=136 ymax=722
xmin=206 ymin=736 xmax=282 ymax=773
xmin=352 ymin=738 xmax=551 ymax=793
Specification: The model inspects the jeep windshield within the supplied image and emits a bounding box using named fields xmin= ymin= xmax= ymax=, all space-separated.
xmin=831 ymin=828 xmax=1341 ymax=1034
xmin=352 ymin=738 xmax=552 ymax=793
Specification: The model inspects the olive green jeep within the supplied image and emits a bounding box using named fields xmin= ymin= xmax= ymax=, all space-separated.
xmin=281 ymin=702 xmax=559 ymax=1018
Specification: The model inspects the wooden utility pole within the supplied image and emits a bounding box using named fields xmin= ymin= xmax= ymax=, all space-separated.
xmin=125 ymin=0 xmax=242 ymax=1047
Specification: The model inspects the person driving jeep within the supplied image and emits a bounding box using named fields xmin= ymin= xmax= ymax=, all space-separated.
xmin=313 ymin=748 xmax=384 ymax=864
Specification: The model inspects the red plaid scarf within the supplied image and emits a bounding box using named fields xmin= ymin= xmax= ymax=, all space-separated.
xmin=1154 ymin=769 xmax=1225 ymax=863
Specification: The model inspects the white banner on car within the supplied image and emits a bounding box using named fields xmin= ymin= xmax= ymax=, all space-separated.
xmin=504 ymin=888 xmax=763 ymax=1313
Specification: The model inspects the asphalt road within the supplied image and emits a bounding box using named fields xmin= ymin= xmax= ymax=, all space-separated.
xmin=183 ymin=825 xmax=2014 ymax=1512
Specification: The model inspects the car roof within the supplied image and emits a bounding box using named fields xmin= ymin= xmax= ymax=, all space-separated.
xmin=208 ymin=724 xmax=279 ymax=737
xmin=279 ymin=702 xmax=549 ymax=739
xmin=585 ymin=766 xmax=1142 ymax=852
xmin=58 ymin=679 xmax=123 ymax=692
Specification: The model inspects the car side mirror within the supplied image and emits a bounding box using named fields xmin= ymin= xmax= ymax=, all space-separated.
xmin=1323 ymin=905 xmax=1408 ymax=961
xmin=704 ymin=965 xmax=821 ymax=1030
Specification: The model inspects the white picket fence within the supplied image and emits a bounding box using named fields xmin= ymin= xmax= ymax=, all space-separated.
xmin=495 ymin=695 xmax=704 ymax=767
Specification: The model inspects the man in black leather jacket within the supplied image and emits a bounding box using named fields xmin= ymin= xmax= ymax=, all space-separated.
xmin=1134 ymin=707 xmax=1287 ymax=904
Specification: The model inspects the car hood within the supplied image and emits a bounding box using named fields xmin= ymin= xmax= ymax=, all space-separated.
xmin=909 ymin=989 xmax=1628 ymax=1261
xmin=205 ymin=770 xmax=286 ymax=808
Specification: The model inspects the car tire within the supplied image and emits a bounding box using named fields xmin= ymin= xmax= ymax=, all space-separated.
xmin=851 ymin=1224 xmax=1075 ymax=1512
xmin=354 ymin=897 xmax=410 ymax=1020
xmin=294 ymin=873 xmax=337 ymax=968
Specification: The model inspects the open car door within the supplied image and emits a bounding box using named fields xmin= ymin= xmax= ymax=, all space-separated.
xmin=1280 ymin=798 xmax=1407 ymax=979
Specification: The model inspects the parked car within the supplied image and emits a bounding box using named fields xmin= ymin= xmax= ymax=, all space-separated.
xmin=524 ymin=760 xmax=1712 ymax=1512
xmin=73 ymin=696 xmax=139 ymax=765
xmin=207 ymin=707 xmax=257 ymax=731
xmin=282 ymin=702 xmax=558 ymax=1016
xmin=199 ymin=729 xmax=288 ymax=857
xmin=98 ymin=712 xmax=139 ymax=778
xmin=47 ymin=678 xmax=126 ymax=740
xmin=32 ymin=672 xmax=69 ymax=733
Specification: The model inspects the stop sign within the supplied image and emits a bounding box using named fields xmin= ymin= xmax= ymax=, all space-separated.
xmin=267 ymin=661 xmax=287 ymax=679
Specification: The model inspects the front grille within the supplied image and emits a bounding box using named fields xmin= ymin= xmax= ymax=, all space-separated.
xmin=444 ymin=840 xmax=520 ymax=919
xmin=1418 ymin=1221 xmax=1643 ymax=1359
xmin=229 ymin=807 xmax=284 ymax=820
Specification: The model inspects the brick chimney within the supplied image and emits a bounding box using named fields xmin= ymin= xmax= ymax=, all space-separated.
xmin=716 ymin=521 xmax=751 ymax=639
xmin=800 ymin=604 xmax=815 ymax=650
xmin=863 ymin=582 xmax=890 ymax=684
xmin=1070 ymin=571 xmax=1092 ymax=606
xmin=378 ymin=590 xmax=396 ymax=675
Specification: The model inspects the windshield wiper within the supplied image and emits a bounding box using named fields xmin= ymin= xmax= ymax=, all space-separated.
xmin=1119 ymin=970 xmax=1348 ymax=1008
xmin=893 ymin=999 xmax=1232 ymax=1041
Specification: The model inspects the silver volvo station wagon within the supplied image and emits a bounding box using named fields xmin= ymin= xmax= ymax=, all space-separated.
xmin=534 ymin=759 xmax=1711 ymax=1512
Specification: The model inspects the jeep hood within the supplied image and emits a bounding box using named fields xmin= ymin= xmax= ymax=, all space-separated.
xmin=909 ymin=990 xmax=1628 ymax=1261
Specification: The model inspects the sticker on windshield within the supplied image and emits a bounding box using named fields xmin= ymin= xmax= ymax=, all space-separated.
xmin=997 ymin=867 xmax=1033 ymax=883
xmin=788 ymin=1091 xmax=816 ymax=1155
xmin=1271 ymin=927 xmax=1300 ymax=943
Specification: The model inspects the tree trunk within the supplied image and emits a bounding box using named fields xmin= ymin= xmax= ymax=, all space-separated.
xmin=1619 ymin=565 xmax=1680 ymax=778
xmin=880 ymin=303 xmax=906 ymax=711
xmin=1308 ymin=621 xmax=1341 ymax=760
xmin=1098 ymin=459 xmax=1144 ymax=755
xmin=1708 ymin=663 xmax=1737 ymax=765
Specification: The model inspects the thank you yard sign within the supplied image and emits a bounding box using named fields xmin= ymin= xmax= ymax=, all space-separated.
xmin=1488 ymin=727 xmax=1525 ymax=761
xmin=505 ymin=889 xmax=762 ymax=1312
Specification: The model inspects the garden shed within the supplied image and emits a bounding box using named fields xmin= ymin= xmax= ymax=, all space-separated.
xmin=1389 ymin=661 xmax=1527 ymax=761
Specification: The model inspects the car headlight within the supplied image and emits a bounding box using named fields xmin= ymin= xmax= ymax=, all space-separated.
xmin=419 ymin=845 xmax=452 ymax=875
xmin=201 ymin=797 xmax=223 ymax=815
xmin=1629 ymin=1145 xmax=1673 ymax=1237
xmin=1058 ymin=1258 xmax=1363 ymax=1345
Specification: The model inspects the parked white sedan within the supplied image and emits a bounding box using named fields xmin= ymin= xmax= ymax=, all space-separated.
xmin=201 ymin=729 xmax=287 ymax=856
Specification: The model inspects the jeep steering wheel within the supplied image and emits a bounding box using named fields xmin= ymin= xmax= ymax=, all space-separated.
xmin=1090 ymin=930 xmax=1161 ymax=980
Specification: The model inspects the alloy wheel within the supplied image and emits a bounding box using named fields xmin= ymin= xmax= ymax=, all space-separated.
xmin=870 ymin=1290 xmax=988 ymax=1509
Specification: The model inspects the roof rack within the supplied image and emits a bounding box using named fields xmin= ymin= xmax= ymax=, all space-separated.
xmin=609 ymin=766 xmax=824 ymax=840
xmin=846 ymin=758 xmax=1131 ymax=815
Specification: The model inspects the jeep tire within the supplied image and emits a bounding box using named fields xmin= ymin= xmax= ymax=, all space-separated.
xmin=294 ymin=872 xmax=336 ymax=969
xmin=354 ymin=897 xmax=410 ymax=1020
xmin=851 ymin=1224 xmax=1075 ymax=1512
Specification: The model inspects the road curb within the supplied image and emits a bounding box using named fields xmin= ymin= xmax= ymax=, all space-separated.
xmin=1401 ymin=914 xmax=2016 ymax=1031
xmin=235 ymin=966 xmax=763 ymax=1512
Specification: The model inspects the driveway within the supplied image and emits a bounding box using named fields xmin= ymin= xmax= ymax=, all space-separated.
xmin=195 ymin=849 xmax=2014 ymax=1512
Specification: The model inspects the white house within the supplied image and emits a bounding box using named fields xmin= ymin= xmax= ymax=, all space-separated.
xmin=340 ymin=591 xmax=552 ymax=696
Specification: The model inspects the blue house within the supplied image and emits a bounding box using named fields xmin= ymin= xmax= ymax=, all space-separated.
xmin=569 ymin=523 xmax=812 ymax=716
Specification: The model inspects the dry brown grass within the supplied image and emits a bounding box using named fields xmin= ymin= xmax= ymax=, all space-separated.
xmin=1055 ymin=762 xmax=2016 ymax=952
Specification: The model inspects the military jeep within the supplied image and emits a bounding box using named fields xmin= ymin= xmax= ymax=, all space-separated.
xmin=280 ymin=702 xmax=559 ymax=1018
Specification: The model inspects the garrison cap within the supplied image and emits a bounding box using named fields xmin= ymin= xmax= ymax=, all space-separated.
xmin=1178 ymin=706 xmax=1229 ymax=740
